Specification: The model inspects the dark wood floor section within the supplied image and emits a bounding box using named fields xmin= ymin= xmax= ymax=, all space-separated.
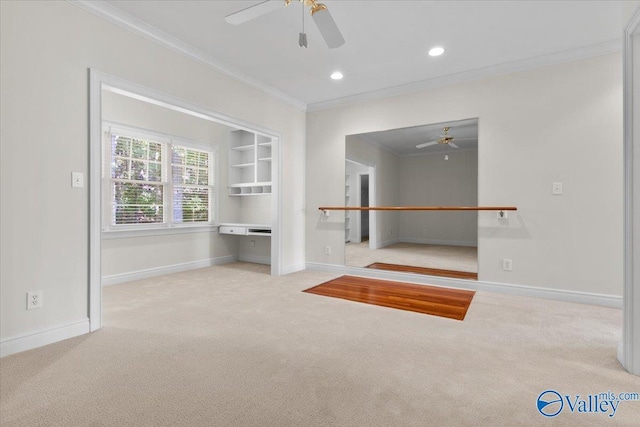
xmin=303 ymin=275 xmax=475 ymax=320
xmin=366 ymin=262 xmax=478 ymax=280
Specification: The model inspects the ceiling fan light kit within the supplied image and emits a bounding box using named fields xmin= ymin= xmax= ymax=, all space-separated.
xmin=226 ymin=0 xmax=345 ymax=49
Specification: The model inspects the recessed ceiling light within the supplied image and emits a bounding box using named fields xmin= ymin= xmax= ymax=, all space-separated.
xmin=330 ymin=71 xmax=344 ymax=80
xmin=428 ymin=46 xmax=445 ymax=57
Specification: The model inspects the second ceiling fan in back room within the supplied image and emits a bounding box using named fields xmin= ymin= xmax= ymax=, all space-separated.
xmin=416 ymin=127 xmax=474 ymax=149
xmin=225 ymin=0 xmax=345 ymax=49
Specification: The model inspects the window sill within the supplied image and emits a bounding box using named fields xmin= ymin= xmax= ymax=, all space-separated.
xmin=102 ymin=224 xmax=219 ymax=240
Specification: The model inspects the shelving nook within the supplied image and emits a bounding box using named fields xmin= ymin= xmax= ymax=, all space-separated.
xmin=345 ymin=174 xmax=350 ymax=242
xmin=228 ymin=130 xmax=272 ymax=196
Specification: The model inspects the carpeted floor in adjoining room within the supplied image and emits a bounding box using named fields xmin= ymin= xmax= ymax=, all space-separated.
xmin=1 ymin=262 xmax=639 ymax=426
xmin=346 ymin=241 xmax=478 ymax=273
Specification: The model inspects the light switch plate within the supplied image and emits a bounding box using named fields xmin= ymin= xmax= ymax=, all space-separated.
xmin=552 ymin=182 xmax=563 ymax=195
xmin=72 ymin=172 xmax=84 ymax=188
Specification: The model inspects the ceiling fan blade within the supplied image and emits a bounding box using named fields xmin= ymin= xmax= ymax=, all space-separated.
xmin=416 ymin=141 xmax=438 ymax=149
xmin=452 ymin=137 xmax=475 ymax=141
xmin=448 ymin=142 xmax=460 ymax=148
xmin=225 ymin=0 xmax=283 ymax=25
xmin=311 ymin=7 xmax=345 ymax=48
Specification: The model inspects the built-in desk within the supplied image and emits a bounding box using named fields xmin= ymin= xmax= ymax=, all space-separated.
xmin=218 ymin=223 xmax=271 ymax=236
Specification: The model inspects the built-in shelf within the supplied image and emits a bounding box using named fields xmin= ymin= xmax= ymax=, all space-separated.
xmin=228 ymin=130 xmax=272 ymax=196
xmin=228 ymin=183 xmax=272 ymax=196
xmin=231 ymin=144 xmax=255 ymax=151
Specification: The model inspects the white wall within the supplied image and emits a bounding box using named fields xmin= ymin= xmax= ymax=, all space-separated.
xmin=0 ymin=1 xmax=305 ymax=343
xmin=307 ymin=53 xmax=623 ymax=296
xmin=399 ymin=151 xmax=478 ymax=246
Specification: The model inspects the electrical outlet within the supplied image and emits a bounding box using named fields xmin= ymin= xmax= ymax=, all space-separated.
xmin=324 ymin=245 xmax=332 ymax=255
xmin=27 ymin=291 xmax=43 ymax=310
xmin=250 ymin=240 xmax=256 ymax=248
xmin=502 ymin=259 xmax=513 ymax=271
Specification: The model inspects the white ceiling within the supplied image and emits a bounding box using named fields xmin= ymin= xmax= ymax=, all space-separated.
xmin=352 ymin=118 xmax=478 ymax=157
xmin=95 ymin=1 xmax=628 ymax=110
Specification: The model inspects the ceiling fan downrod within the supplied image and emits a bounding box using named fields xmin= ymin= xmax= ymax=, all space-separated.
xmin=298 ymin=0 xmax=307 ymax=48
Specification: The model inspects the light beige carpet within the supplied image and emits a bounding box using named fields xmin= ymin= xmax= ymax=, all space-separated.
xmin=1 ymin=263 xmax=638 ymax=426
xmin=346 ymin=241 xmax=478 ymax=273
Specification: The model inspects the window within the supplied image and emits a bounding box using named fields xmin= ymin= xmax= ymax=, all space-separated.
xmin=171 ymin=146 xmax=213 ymax=223
xmin=104 ymin=124 xmax=216 ymax=231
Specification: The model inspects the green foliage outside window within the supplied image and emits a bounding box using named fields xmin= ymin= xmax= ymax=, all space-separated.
xmin=109 ymin=132 xmax=213 ymax=226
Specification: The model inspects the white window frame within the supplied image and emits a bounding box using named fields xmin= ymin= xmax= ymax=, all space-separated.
xmin=102 ymin=122 xmax=218 ymax=236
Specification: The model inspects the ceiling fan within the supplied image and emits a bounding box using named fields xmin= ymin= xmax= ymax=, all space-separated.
xmin=225 ymin=0 xmax=345 ymax=49
xmin=416 ymin=127 xmax=473 ymax=149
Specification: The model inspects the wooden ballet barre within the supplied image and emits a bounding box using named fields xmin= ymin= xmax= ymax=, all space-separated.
xmin=319 ymin=206 xmax=517 ymax=214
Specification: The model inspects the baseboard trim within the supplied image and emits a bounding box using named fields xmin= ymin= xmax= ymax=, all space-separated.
xmin=281 ymin=263 xmax=306 ymax=275
xmin=400 ymin=237 xmax=477 ymax=247
xmin=102 ymin=255 xmax=236 ymax=286
xmin=377 ymin=238 xmax=401 ymax=249
xmin=305 ymin=262 xmax=622 ymax=308
xmin=375 ymin=237 xmax=476 ymax=248
xmin=1 ymin=318 xmax=90 ymax=358
xmin=618 ymin=340 xmax=625 ymax=367
xmin=238 ymin=254 xmax=271 ymax=265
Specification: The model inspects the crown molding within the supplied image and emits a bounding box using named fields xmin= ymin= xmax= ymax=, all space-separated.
xmin=306 ymin=39 xmax=622 ymax=112
xmin=69 ymin=1 xmax=622 ymax=116
xmin=357 ymin=134 xmax=398 ymax=157
xmin=69 ymin=0 xmax=307 ymax=112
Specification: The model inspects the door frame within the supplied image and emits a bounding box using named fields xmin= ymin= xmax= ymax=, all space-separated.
xmin=345 ymin=158 xmax=377 ymax=250
xmin=621 ymin=5 xmax=640 ymax=375
xmin=358 ymin=172 xmax=370 ymax=241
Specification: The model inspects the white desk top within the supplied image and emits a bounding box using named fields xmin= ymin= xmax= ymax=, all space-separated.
xmin=218 ymin=223 xmax=271 ymax=229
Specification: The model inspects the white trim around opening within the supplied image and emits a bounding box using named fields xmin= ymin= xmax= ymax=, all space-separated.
xmin=621 ymin=4 xmax=640 ymax=376
xmin=88 ymin=69 xmax=283 ymax=332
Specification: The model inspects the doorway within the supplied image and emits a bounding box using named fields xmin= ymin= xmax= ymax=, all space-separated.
xmin=88 ymin=70 xmax=282 ymax=332
xmin=360 ymin=174 xmax=369 ymax=241
xmin=344 ymin=119 xmax=478 ymax=277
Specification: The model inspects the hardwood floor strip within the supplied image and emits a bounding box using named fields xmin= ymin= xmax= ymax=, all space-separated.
xmin=303 ymin=275 xmax=475 ymax=321
xmin=366 ymin=262 xmax=478 ymax=280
